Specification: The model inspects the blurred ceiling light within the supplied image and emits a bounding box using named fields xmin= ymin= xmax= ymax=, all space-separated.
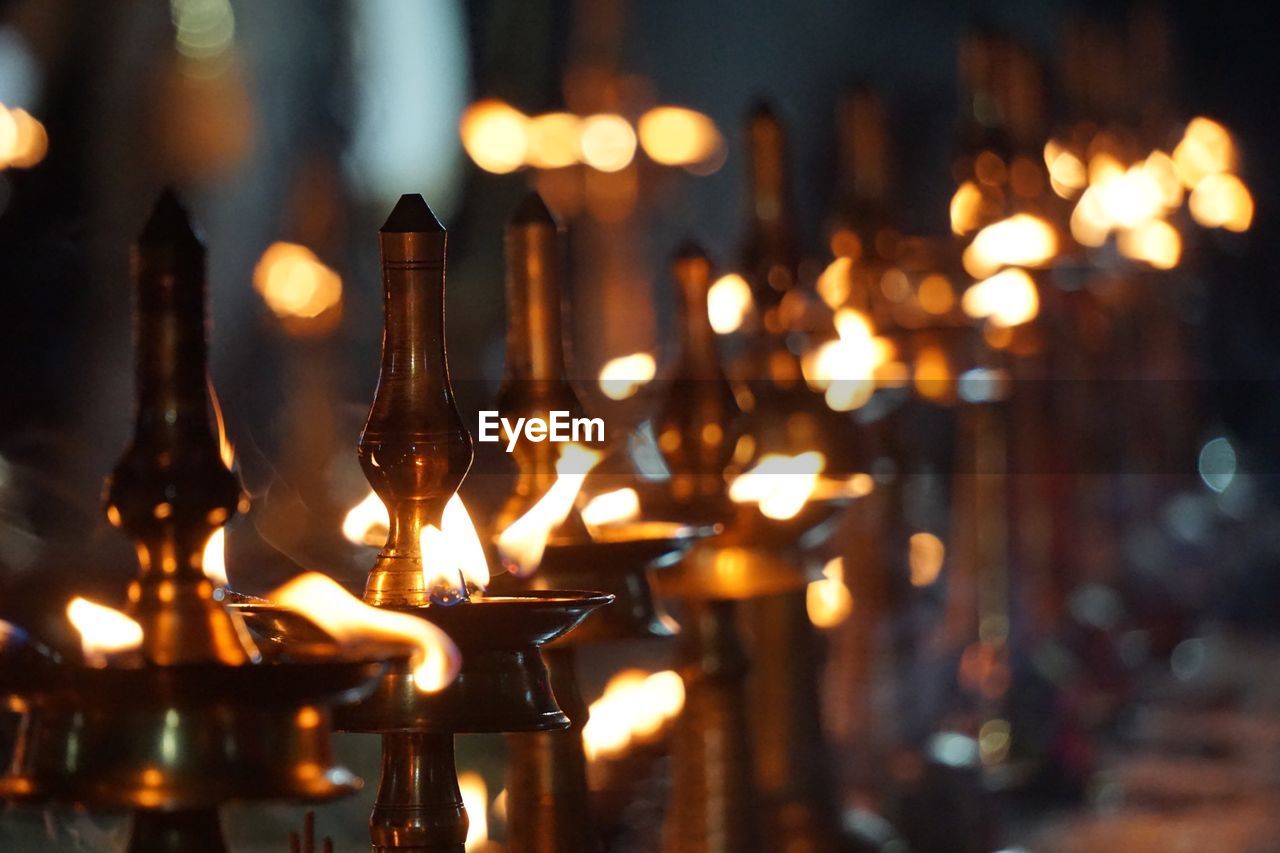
xmin=460 ymin=99 xmax=528 ymax=175
xmin=949 ymin=180 xmax=985 ymax=235
xmin=525 ymin=112 xmax=581 ymax=169
xmin=579 ymin=113 xmax=636 ymax=173
xmin=170 ymin=0 xmax=235 ymax=61
xmin=962 ymin=214 xmax=1058 ymax=279
xmin=708 ymin=273 xmax=753 ymax=334
xmin=1173 ymin=116 xmax=1237 ymax=188
xmin=1117 ymin=219 xmax=1181 ymax=269
xmin=252 ymin=242 xmax=343 ymax=325
xmin=598 ymin=352 xmax=657 ymax=401
xmin=1189 ymin=172 xmax=1254 ymax=232
xmin=637 ymin=106 xmax=724 ymax=167
xmin=962 ymin=268 xmax=1039 ymax=328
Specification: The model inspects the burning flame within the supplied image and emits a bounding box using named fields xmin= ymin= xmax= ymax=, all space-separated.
xmin=800 ymin=308 xmax=886 ymax=412
xmin=582 ymin=669 xmax=686 ymax=762
xmin=0 ymin=104 xmax=48 ymax=170
xmin=950 ymin=181 xmax=986 ymax=235
xmin=579 ymin=113 xmax=636 ymax=173
xmin=580 ymin=487 xmax=641 ymax=529
xmin=637 ymin=106 xmax=724 ymax=167
xmin=728 ymin=451 xmax=826 ymax=521
xmin=460 ymin=99 xmax=528 ymax=175
xmin=202 ymin=527 xmax=229 ymax=587
xmin=420 ymin=495 xmax=491 ymax=601
xmin=707 ymin=273 xmax=753 ymax=334
xmin=598 ymin=352 xmax=657 ymax=401
xmin=1173 ymin=117 xmax=1237 ymax=188
xmin=1189 ymin=172 xmax=1254 ymax=232
xmin=497 ymin=444 xmax=604 ymax=575
xmin=253 ymin=242 xmax=342 ymax=322
xmin=525 ymin=111 xmax=582 ymax=170
xmin=961 ymin=268 xmax=1040 ymax=328
xmin=908 ymin=531 xmax=946 ymax=587
xmin=269 ymin=573 xmax=461 ymax=692
xmin=458 ymin=772 xmax=490 ymax=851
xmin=1117 ymin=219 xmax=1182 ymax=269
xmin=816 ymin=256 xmax=853 ymax=309
xmin=962 ymin=214 xmax=1058 ymax=279
xmin=1043 ymin=140 xmax=1087 ymax=198
xmin=67 ymin=597 xmax=143 ymax=665
xmin=806 ymin=557 xmax=853 ymax=629
xmin=343 ymin=490 xmax=390 ymax=547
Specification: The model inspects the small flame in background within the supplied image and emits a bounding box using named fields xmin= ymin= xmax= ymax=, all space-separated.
xmin=580 ymin=487 xmax=642 ymax=530
xmin=908 ymin=531 xmax=946 ymax=587
xmin=202 ymin=527 xmax=229 ymax=588
xmin=420 ymin=495 xmax=491 ymax=601
xmin=801 ymin=308 xmax=896 ymax=412
xmin=67 ymin=597 xmax=143 ymax=666
xmin=252 ymin=242 xmax=343 ymax=328
xmin=497 ymin=444 xmax=605 ymax=576
xmin=598 ymin=352 xmax=657 ymax=401
xmin=582 ymin=669 xmax=686 ymax=762
xmin=961 ymin=213 xmax=1058 ymax=280
xmin=460 ymin=100 xmax=723 ymax=175
xmin=458 ymin=772 xmax=490 ymax=852
xmin=707 ymin=273 xmax=753 ymax=334
xmin=268 ymin=573 xmax=461 ymax=693
xmin=0 ymin=103 xmax=48 ymax=171
xmin=728 ymin=451 xmax=826 ymax=521
xmin=806 ymin=557 xmax=853 ymax=629
xmin=341 ymin=491 xmax=490 ymax=598
xmin=961 ymin=268 xmax=1041 ymax=329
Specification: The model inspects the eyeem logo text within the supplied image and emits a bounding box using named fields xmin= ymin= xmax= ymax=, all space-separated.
xmin=477 ymin=411 xmax=604 ymax=453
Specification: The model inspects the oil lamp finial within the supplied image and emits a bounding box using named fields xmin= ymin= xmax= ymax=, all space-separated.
xmin=360 ymin=194 xmax=474 ymax=607
xmin=105 ymin=187 xmax=255 ymax=666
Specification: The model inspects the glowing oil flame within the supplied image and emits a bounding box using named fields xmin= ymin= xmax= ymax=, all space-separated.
xmin=708 ymin=273 xmax=753 ymax=334
xmin=580 ymin=487 xmax=641 ymax=529
xmin=1043 ymin=140 xmax=1086 ymax=199
xmin=582 ymin=669 xmax=685 ymax=762
xmin=1189 ymin=173 xmax=1254 ymax=232
xmin=253 ymin=242 xmax=342 ymax=322
xmin=816 ymin=256 xmax=852 ymax=309
xmin=908 ymin=532 xmax=946 ymax=587
xmin=1173 ymin=117 xmax=1237 ymax=188
xmin=524 ymin=112 xmax=581 ymax=169
xmin=800 ymin=308 xmax=885 ymax=412
xmin=269 ymin=573 xmax=461 ymax=692
xmin=637 ymin=106 xmax=724 ymax=167
xmin=962 ymin=268 xmax=1040 ymax=328
xmin=497 ymin=444 xmax=605 ymax=576
xmin=579 ymin=113 xmax=636 ymax=173
xmin=342 ymin=490 xmax=390 ymax=547
xmin=950 ymin=181 xmax=985 ymax=235
xmin=460 ymin=99 xmax=528 ymax=175
xmin=420 ymin=495 xmax=491 ymax=599
xmin=728 ymin=451 xmax=826 ymax=521
xmin=67 ymin=597 xmax=144 ymax=665
xmin=459 ymin=772 xmax=489 ymax=851
xmin=806 ymin=557 xmax=853 ymax=629
xmin=202 ymin=527 xmax=228 ymax=587
xmin=1117 ymin=219 xmax=1182 ymax=269
xmin=0 ymin=105 xmax=49 ymax=170
xmin=598 ymin=352 xmax=657 ymax=401
xmin=962 ymin=214 xmax=1058 ymax=279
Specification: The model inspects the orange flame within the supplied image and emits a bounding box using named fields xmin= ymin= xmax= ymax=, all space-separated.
xmin=637 ymin=107 xmax=724 ymax=168
xmin=598 ymin=353 xmax=657 ymax=401
xmin=728 ymin=451 xmax=826 ymax=520
xmin=460 ymin=99 xmax=528 ymax=174
xmin=420 ymin=495 xmax=491 ymax=599
xmin=580 ymin=487 xmax=641 ymax=530
xmin=1189 ymin=173 xmax=1254 ymax=232
xmin=342 ymin=490 xmax=390 ymax=547
xmin=949 ymin=181 xmax=986 ymax=235
xmin=800 ymin=308 xmax=884 ymax=412
xmin=459 ymin=772 xmax=490 ymax=851
xmin=582 ymin=669 xmax=685 ymax=762
xmin=961 ymin=268 xmax=1040 ymax=328
xmin=252 ymin=242 xmax=342 ymax=323
xmin=0 ymin=105 xmax=49 ymax=170
xmin=67 ymin=597 xmax=143 ymax=665
xmin=707 ymin=273 xmax=753 ymax=334
xmin=908 ymin=532 xmax=946 ymax=587
xmin=268 ymin=573 xmax=461 ymax=692
xmin=806 ymin=557 xmax=853 ymax=628
xmin=962 ymin=214 xmax=1058 ymax=279
xmin=1173 ymin=117 xmax=1237 ymax=188
xmin=202 ymin=527 xmax=229 ymax=587
xmin=497 ymin=444 xmax=604 ymax=576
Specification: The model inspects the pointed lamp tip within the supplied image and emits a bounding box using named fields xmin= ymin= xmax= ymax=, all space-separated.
xmin=381 ymin=193 xmax=445 ymax=234
xmin=139 ymin=187 xmax=202 ymax=248
xmin=509 ymin=191 xmax=559 ymax=228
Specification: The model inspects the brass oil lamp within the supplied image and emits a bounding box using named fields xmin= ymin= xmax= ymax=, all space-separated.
xmin=488 ymin=192 xmax=706 ymax=853
xmin=0 ymin=191 xmax=386 ymax=853
xmin=323 ymin=194 xmax=611 ymax=853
